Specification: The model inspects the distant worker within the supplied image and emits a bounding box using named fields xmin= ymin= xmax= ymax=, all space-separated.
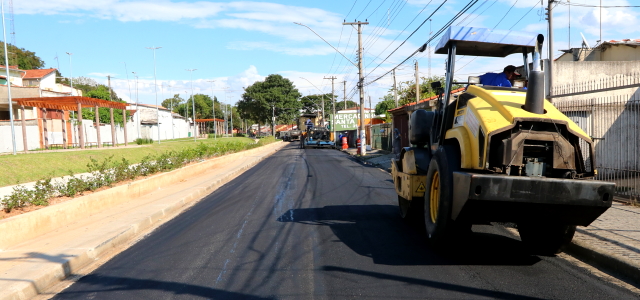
xmin=479 ymin=65 xmax=520 ymax=88
xmin=393 ymin=128 xmax=402 ymax=159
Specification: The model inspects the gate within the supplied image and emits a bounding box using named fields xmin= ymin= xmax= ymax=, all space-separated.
xmin=555 ymin=95 xmax=640 ymax=201
xmin=371 ymin=123 xmax=391 ymax=151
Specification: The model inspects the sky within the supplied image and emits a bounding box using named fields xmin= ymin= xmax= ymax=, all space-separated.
xmin=12 ymin=0 xmax=640 ymax=108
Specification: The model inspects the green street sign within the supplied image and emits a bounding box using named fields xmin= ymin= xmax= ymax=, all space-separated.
xmin=330 ymin=112 xmax=376 ymax=131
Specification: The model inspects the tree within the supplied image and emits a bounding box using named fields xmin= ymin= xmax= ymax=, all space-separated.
xmin=239 ymin=74 xmax=302 ymax=133
xmin=391 ymin=75 xmax=463 ymax=106
xmin=0 ymin=42 xmax=45 ymax=70
xmin=300 ymin=93 xmax=338 ymax=120
xmin=79 ymin=85 xmax=130 ymax=126
xmin=162 ymin=94 xmax=184 ymax=113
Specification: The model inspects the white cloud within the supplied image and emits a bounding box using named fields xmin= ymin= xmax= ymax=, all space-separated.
xmin=97 ymin=65 xmax=264 ymax=105
xmin=227 ymin=41 xmax=335 ymax=56
xmin=88 ymin=72 xmax=118 ymax=77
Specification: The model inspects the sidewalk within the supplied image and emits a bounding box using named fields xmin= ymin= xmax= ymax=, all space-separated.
xmin=0 ymin=142 xmax=286 ymax=300
xmin=344 ymin=147 xmax=640 ymax=286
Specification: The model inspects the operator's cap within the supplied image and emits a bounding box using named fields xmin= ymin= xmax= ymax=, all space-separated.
xmin=504 ymin=65 xmax=520 ymax=76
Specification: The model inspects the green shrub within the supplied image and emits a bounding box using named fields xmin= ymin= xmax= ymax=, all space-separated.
xmin=1 ymin=139 xmax=278 ymax=213
xmin=134 ymin=138 xmax=154 ymax=145
xmin=2 ymin=185 xmax=34 ymax=212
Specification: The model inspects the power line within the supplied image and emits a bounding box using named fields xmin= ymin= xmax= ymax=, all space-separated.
xmin=364 ymin=0 xmax=445 ymax=77
xmin=365 ymin=0 xmax=479 ymax=85
xmin=558 ymin=2 xmax=640 ymax=8
xmin=355 ymin=0 xmax=373 ymax=19
xmin=362 ymin=0 xmax=406 ymax=51
xmin=510 ymin=2 xmax=539 ymax=30
xmin=454 ymin=0 xmax=488 ymax=26
xmin=460 ymin=0 xmax=498 ymax=27
xmin=364 ymin=0 xmax=436 ymax=68
xmin=491 ymin=0 xmax=519 ymax=30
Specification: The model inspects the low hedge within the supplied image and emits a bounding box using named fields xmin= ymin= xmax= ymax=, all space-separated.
xmin=2 ymin=137 xmax=276 ymax=212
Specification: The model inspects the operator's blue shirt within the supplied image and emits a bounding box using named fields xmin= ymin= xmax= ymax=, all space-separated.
xmin=479 ymin=72 xmax=512 ymax=87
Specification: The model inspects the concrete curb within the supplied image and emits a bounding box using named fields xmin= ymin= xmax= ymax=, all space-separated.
xmin=0 ymin=141 xmax=286 ymax=300
xmin=0 ymin=142 xmax=282 ymax=249
xmin=565 ymin=234 xmax=640 ymax=285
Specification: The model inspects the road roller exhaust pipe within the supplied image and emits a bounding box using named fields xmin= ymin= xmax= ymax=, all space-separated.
xmin=524 ymin=34 xmax=545 ymax=114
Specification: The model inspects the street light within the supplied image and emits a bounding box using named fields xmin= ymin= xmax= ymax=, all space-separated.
xmin=2 ymin=0 xmax=15 ymax=154
xmin=132 ymin=71 xmax=140 ymax=139
xmin=300 ymin=77 xmax=326 ymax=126
xmin=145 ymin=46 xmax=161 ymax=144
xmin=122 ymin=62 xmax=132 ymax=103
xmin=186 ymin=69 xmax=197 ymax=142
xmin=65 ymin=52 xmax=74 ymax=96
xmin=206 ymin=80 xmax=216 ymax=139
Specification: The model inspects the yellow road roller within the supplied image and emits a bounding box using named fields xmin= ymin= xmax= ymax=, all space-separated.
xmin=391 ymin=26 xmax=615 ymax=255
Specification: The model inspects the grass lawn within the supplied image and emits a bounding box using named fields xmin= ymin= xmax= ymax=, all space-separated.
xmin=0 ymin=137 xmax=257 ymax=187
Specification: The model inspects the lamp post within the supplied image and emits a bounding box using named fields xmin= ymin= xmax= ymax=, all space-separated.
xmin=166 ymin=83 xmax=174 ymax=139
xmin=2 ymin=0 xmax=15 ymax=154
xmin=207 ymin=80 xmax=216 ymax=139
xmin=132 ymin=72 xmax=140 ymax=139
xmin=65 ymin=52 xmax=73 ymax=95
xmin=145 ymin=46 xmax=161 ymax=144
xmin=122 ymin=62 xmax=132 ymax=103
xmin=186 ymin=69 xmax=197 ymax=142
xmin=300 ymin=77 xmax=326 ymax=126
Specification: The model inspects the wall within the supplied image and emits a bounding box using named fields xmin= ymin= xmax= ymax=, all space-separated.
xmin=0 ymin=120 xmax=40 ymax=152
xmin=553 ymin=61 xmax=640 ymax=101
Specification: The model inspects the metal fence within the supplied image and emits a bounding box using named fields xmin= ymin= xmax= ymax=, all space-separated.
xmin=555 ymin=95 xmax=640 ymax=200
xmin=371 ymin=123 xmax=392 ymax=151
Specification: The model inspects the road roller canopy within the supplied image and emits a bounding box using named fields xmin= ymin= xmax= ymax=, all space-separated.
xmin=434 ymin=26 xmax=539 ymax=57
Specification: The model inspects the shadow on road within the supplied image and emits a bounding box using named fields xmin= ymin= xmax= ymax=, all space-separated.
xmin=321 ymin=266 xmax=546 ymax=300
xmin=52 ymin=274 xmax=274 ymax=300
xmin=277 ymin=205 xmax=541 ymax=266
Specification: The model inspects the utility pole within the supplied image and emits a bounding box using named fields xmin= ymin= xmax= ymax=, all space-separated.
xmin=107 ymin=75 xmax=112 ymax=101
xmin=207 ymin=80 xmax=216 ymax=139
xmin=546 ymin=0 xmax=554 ymax=99
xmin=392 ymin=69 xmax=398 ymax=107
xmin=428 ymin=19 xmax=432 ymax=80
xmin=167 ymin=84 xmax=174 ymax=139
xmin=343 ymin=80 xmax=347 ymax=110
xmin=2 ymin=0 xmax=15 ymax=155
xmin=145 ymin=46 xmax=162 ymax=144
xmin=186 ymin=69 xmax=197 ymax=142
xmin=343 ymin=20 xmax=368 ymax=155
xmin=324 ymin=76 xmax=337 ymax=143
xmin=415 ymin=60 xmax=420 ymax=103
xmin=132 ymin=72 xmax=140 ymax=139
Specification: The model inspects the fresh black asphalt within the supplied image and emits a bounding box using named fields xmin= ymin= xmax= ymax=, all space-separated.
xmin=53 ymin=143 xmax=638 ymax=299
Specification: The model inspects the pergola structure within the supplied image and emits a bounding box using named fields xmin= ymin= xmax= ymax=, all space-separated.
xmin=195 ymin=118 xmax=225 ymax=138
xmin=14 ymin=96 xmax=130 ymax=152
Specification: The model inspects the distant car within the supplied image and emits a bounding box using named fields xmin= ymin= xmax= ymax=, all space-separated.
xmin=289 ymin=130 xmax=301 ymax=142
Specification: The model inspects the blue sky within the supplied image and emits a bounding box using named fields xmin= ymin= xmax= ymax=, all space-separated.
xmin=13 ymin=0 xmax=640 ymax=107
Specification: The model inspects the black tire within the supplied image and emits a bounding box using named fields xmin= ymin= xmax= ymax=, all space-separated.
xmin=398 ymin=195 xmax=425 ymax=228
xmin=423 ymin=145 xmax=460 ymax=245
xmin=518 ymin=223 xmax=576 ymax=256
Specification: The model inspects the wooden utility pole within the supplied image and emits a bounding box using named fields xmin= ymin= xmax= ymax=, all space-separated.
xmin=343 ymin=80 xmax=347 ymax=110
xmin=393 ymin=69 xmax=398 ymax=107
xmin=342 ymin=20 xmax=368 ymax=155
xmin=324 ymin=76 xmax=337 ymax=142
xmin=415 ymin=60 xmax=420 ymax=103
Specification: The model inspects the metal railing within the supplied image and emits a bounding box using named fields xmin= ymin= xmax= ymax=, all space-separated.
xmin=555 ymin=95 xmax=640 ymax=201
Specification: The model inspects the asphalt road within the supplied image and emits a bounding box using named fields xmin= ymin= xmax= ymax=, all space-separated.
xmin=53 ymin=143 xmax=638 ymax=299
